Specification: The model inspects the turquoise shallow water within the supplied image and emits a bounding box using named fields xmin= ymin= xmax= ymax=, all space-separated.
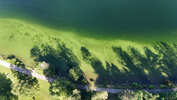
xmin=1 ymin=0 xmax=177 ymax=42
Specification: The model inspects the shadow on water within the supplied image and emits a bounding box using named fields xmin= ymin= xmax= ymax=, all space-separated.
xmin=0 ymin=72 xmax=18 ymax=100
xmin=30 ymin=41 xmax=80 ymax=78
xmin=81 ymin=42 xmax=177 ymax=85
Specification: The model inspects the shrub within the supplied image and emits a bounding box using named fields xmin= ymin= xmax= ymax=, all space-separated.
xmin=149 ymin=85 xmax=154 ymax=89
xmin=132 ymin=82 xmax=138 ymax=87
xmin=16 ymin=62 xmax=19 ymax=66
xmin=122 ymin=84 xmax=125 ymax=87
xmin=160 ymin=84 xmax=164 ymax=89
xmin=138 ymin=85 xmax=142 ymax=89
xmin=142 ymin=84 xmax=148 ymax=88
xmin=115 ymin=83 xmax=118 ymax=87
xmin=169 ymin=84 xmax=175 ymax=88
xmin=163 ymin=85 xmax=167 ymax=88
xmin=81 ymin=79 xmax=88 ymax=85
xmin=104 ymin=81 xmax=108 ymax=86
xmin=7 ymin=59 xmax=10 ymax=62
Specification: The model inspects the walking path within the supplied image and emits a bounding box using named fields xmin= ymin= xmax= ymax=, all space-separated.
xmin=0 ymin=60 xmax=177 ymax=93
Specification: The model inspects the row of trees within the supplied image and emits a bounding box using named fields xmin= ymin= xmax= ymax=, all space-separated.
xmin=117 ymin=89 xmax=177 ymax=100
xmin=49 ymin=77 xmax=108 ymax=100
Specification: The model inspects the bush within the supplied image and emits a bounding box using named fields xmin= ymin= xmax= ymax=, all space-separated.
xmin=163 ymin=85 xmax=167 ymax=88
xmin=142 ymin=84 xmax=148 ymax=88
xmin=160 ymin=85 xmax=167 ymax=89
xmin=122 ymin=84 xmax=125 ymax=87
xmin=149 ymin=85 xmax=154 ymax=89
xmin=132 ymin=82 xmax=138 ymax=87
xmin=160 ymin=84 xmax=164 ymax=89
xmin=7 ymin=59 xmax=10 ymax=62
xmin=115 ymin=83 xmax=118 ymax=87
xmin=81 ymin=79 xmax=88 ymax=85
xmin=138 ymin=85 xmax=142 ymax=89
xmin=169 ymin=84 xmax=175 ymax=88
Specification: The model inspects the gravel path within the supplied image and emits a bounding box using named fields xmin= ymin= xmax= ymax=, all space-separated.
xmin=0 ymin=60 xmax=177 ymax=93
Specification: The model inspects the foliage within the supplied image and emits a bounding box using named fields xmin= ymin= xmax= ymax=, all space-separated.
xmin=89 ymin=81 xmax=97 ymax=94
xmin=138 ymin=85 xmax=142 ymax=89
xmin=11 ymin=76 xmax=40 ymax=98
xmin=149 ymin=85 xmax=154 ymax=89
xmin=81 ymin=79 xmax=88 ymax=85
xmin=122 ymin=84 xmax=125 ymax=87
xmin=70 ymin=89 xmax=81 ymax=100
xmin=49 ymin=77 xmax=75 ymax=99
xmin=81 ymin=90 xmax=91 ymax=100
xmin=0 ymin=72 xmax=17 ymax=100
xmin=0 ymin=95 xmax=8 ymax=100
xmin=158 ymin=91 xmax=177 ymax=100
xmin=142 ymin=84 xmax=148 ymax=88
xmin=160 ymin=84 xmax=165 ymax=89
xmin=68 ymin=67 xmax=82 ymax=81
xmin=134 ymin=90 xmax=159 ymax=100
xmin=91 ymin=91 xmax=108 ymax=100
xmin=39 ymin=61 xmax=50 ymax=70
xmin=117 ymin=90 xmax=137 ymax=100
xmin=132 ymin=82 xmax=138 ymax=87
xmin=70 ymin=83 xmax=77 ymax=90
xmin=43 ymin=65 xmax=57 ymax=78
xmin=169 ymin=84 xmax=175 ymax=88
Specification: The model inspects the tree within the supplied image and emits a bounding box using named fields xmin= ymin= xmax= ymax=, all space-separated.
xmin=117 ymin=90 xmax=138 ymax=100
xmin=43 ymin=65 xmax=57 ymax=78
xmin=39 ymin=61 xmax=50 ymax=70
xmin=70 ymin=89 xmax=82 ymax=100
xmin=134 ymin=90 xmax=159 ymax=100
xmin=91 ymin=91 xmax=108 ymax=100
xmin=49 ymin=77 xmax=73 ymax=99
xmin=68 ymin=67 xmax=82 ymax=81
xmin=0 ymin=72 xmax=17 ymax=100
xmin=11 ymin=76 xmax=40 ymax=98
xmin=89 ymin=81 xmax=97 ymax=94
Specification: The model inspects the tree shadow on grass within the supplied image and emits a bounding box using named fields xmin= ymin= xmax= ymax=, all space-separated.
xmin=30 ymin=42 xmax=80 ymax=78
xmin=0 ymin=72 xmax=18 ymax=100
xmin=81 ymin=47 xmax=126 ymax=84
xmin=112 ymin=42 xmax=177 ymax=85
xmin=153 ymin=42 xmax=177 ymax=83
xmin=80 ymin=45 xmax=169 ymax=85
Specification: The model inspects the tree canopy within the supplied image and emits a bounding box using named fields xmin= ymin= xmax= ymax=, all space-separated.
xmin=49 ymin=77 xmax=75 ymax=99
xmin=68 ymin=67 xmax=82 ymax=81
xmin=11 ymin=73 xmax=40 ymax=98
xmin=91 ymin=91 xmax=108 ymax=100
xmin=0 ymin=72 xmax=17 ymax=100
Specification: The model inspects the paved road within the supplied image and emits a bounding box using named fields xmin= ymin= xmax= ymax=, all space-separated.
xmin=0 ymin=60 xmax=177 ymax=93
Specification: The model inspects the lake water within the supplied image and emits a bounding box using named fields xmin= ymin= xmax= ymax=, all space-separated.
xmin=1 ymin=0 xmax=177 ymax=42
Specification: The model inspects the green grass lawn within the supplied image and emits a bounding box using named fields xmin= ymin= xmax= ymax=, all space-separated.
xmin=0 ymin=65 xmax=55 ymax=100
xmin=0 ymin=16 xmax=177 ymax=85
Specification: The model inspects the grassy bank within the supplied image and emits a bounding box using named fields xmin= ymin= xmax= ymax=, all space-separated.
xmin=0 ymin=17 xmax=177 ymax=85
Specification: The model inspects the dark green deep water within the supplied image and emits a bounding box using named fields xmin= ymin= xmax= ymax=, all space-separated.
xmin=1 ymin=0 xmax=177 ymax=41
